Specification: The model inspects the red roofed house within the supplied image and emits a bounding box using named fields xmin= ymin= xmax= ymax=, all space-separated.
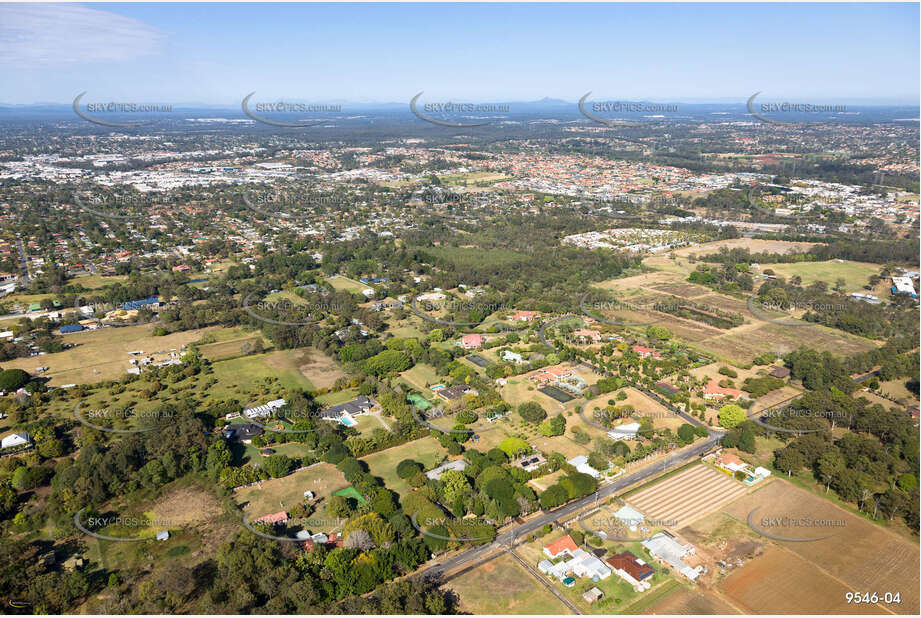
xmin=632 ymin=345 xmax=661 ymax=359
xmin=702 ymin=380 xmax=747 ymax=401
xmin=509 ymin=310 xmax=540 ymax=322
xmin=606 ymin=551 xmax=655 ymax=584
xmin=460 ymin=333 xmax=484 ymax=349
xmin=543 ymin=534 xmax=579 ymax=559
xmin=715 ymin=451 xmax=747 ymax=473
xmin=254 ymin=511 xmax=288 ymax=526
xmin=572 ymin=328 xmax=602 ymax=343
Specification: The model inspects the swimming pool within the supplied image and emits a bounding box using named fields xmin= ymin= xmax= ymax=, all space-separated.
xmin=340 ymin=413 xmax=357 ymax=427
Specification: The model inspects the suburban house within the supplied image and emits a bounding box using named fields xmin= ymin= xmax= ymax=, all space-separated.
xmin=632 ymin=345 xmax=662 ymax=359
xmin=514 ymin=453 xmax=546 ymax=472
xmin=571 ymin=328 xmax=602 ymax=343
xmin=1 ymin=432 xmax=31 ymax=450
xmin=243 ymin=398 xmax=287 ymax=419
xmin=540 ymin=535 xmax=612 ymax=581
xmin=223 ymin=423 xmax=264 ymax=443
xmin=543 ymin=534 xmax=578 ymax=559
xmin=254 ymin=511 xmax=289 ymax=526
xmin=459 ymin=333 xmax=484 ymax=349
xmin=301 ymin=532 xmax=343 ymax=552
xmin=607 ymin=421 xmax=641 ymax=441
xmin=714 ymin=451 xmax=746 ymax=473
xmin=568 ymin=455 xmax=603 ymax=479
xmin=437 ymin=384 xmax=478 ymax=401
xmin=642 ymin=532 xmax=701 ymax=581
xmin=606 ymin=551 xmax=654 ymax=591
xmin=702 ymin=380 xmax=747 ymax=401
xmin=425 ymin=459 xmax=469 ymax=480
xmin=508 ymin=310 xmax=540 ymax=322
xmin=529 ymin=364 xmax=575 ymax=386
xmin=768 ymin=366 xmax=791 ymax=379
xmin=501 ymin=350 xmax=525 ymax=364
xmin=319 ymin=396 xmax=376 ymax=424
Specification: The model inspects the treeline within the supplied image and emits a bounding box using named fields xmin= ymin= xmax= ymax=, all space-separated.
xmin=701 ymin=238 xmax=919 ymax=267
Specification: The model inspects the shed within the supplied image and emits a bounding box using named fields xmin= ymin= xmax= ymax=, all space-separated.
xmin=156 ymin=530 xmax=170 ymax=541
xmin=582 ymin=587 xmax=604 ymax=604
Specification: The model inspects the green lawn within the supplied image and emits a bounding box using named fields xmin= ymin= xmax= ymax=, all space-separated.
xmin=207 ymin=349 xmax=314 ymax=401
xmin=361 ymin=436 xmax=449 ymax=498
xmin=767 ymin=260 xmax=881 ymax=293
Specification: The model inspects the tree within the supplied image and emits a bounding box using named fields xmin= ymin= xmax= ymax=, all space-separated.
xmin=262 ymin=454 xmax=294 ymax=478
xmin=539 ymin=414 xmax=566 ymax=437
xmin=344 ymin=529 xmax=375 ymax=551
xmin=539 ymin=484 xmax=569 ymax=509
xmin=518 ymin=401 xmax=547 ymax=424
xmin=327 ymin=495 xmax=351 ymax=518
xmin=396 ymin=459 xmax=422 ymax=479
xmin=718 ymin=404 xmax=746 ymax=428
xmin=0 ymin=368 xmax=30 ymax=391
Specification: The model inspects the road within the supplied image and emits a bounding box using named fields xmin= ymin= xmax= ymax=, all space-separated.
xmin=421 ymin=431 xmax=721 ymax=579
xmin=16 ymin=237 xmax=31 ymax=283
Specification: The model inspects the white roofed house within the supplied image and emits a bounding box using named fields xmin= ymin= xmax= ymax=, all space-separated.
xmin=1 ymin=432 xmax=31 ymax=450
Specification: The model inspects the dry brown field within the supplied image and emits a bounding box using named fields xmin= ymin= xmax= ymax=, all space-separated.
xmin=721 ymin=480 xmax=920 ymax=614
xmin=641 ymin=586 xmax=742 ymax=614
xmin=720 ymin=545 xmax=888 ymax=614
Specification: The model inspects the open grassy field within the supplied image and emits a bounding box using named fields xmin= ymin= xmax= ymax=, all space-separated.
xmin=399 ymin=363 xmax=442 ymax=392
xmin=234 ymin=463 xmax=349 ymax=525
xmin=448 ymin=552 xmax=573 ymax=614
xmin=437 ymin=171 xmax=511 ymax=186
xmin=361 ymin=436 xmax=450 ymax=498
xmin=720 ymin=479 xmax=920 ymax=614
xmin=207 ymin=348 xmax=317 ymax=400
xmin=1 ymin=324 xmax=209 ymax=385
xmin=295 ymin=347 xmax=347 ymax=390
xmin=326 ymin=275 xmax=369 ymax=293
xmin=766 ymin=260 xmax=881 ymax=293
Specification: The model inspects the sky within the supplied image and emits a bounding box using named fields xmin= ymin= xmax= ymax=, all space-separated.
xmin=0 ymin=2 xmax=918 ymax=105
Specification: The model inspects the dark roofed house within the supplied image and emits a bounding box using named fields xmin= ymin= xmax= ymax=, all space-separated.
xmin=768 ymin=366 xmax=791 ymax=379
xmin=121 ymin=296 xmax=160 ymax=311
xmin=224 ymin=423 xmax=264 ymax=443
xmin=437 ymin=384 xmax=478 ymax=401
xmin=319 ymin=396 xmax=375 ymax=421
xmin=59 ymin=323 xmax=84 ymax=334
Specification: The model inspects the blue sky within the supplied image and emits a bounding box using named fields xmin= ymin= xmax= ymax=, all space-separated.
xmin=0 ymin=2 xmax=918 ymax=105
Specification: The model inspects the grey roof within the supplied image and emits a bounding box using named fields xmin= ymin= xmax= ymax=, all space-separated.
xmin=320 ymin=396 xmax=373 ymax=418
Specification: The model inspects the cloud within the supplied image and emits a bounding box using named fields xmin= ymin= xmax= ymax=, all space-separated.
xmin=0 ymin=3 xmax=164 ymax=68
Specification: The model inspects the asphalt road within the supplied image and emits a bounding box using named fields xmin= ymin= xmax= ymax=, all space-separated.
xmin=422 ymin=431 xmax=722 ymax=579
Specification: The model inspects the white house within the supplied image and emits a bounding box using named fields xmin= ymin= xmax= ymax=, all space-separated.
xmin=1 ymin=433 xmax=31 ymax=450
xmin=501 ymin=350 xmax=524 ymax=364
xmin=607 ymin=422 xmax=640 ymax=440
xmin=568 ymin=455 xmax=602 ymax=479
xmin=243 ymin=398 xmax=287 ymax=419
